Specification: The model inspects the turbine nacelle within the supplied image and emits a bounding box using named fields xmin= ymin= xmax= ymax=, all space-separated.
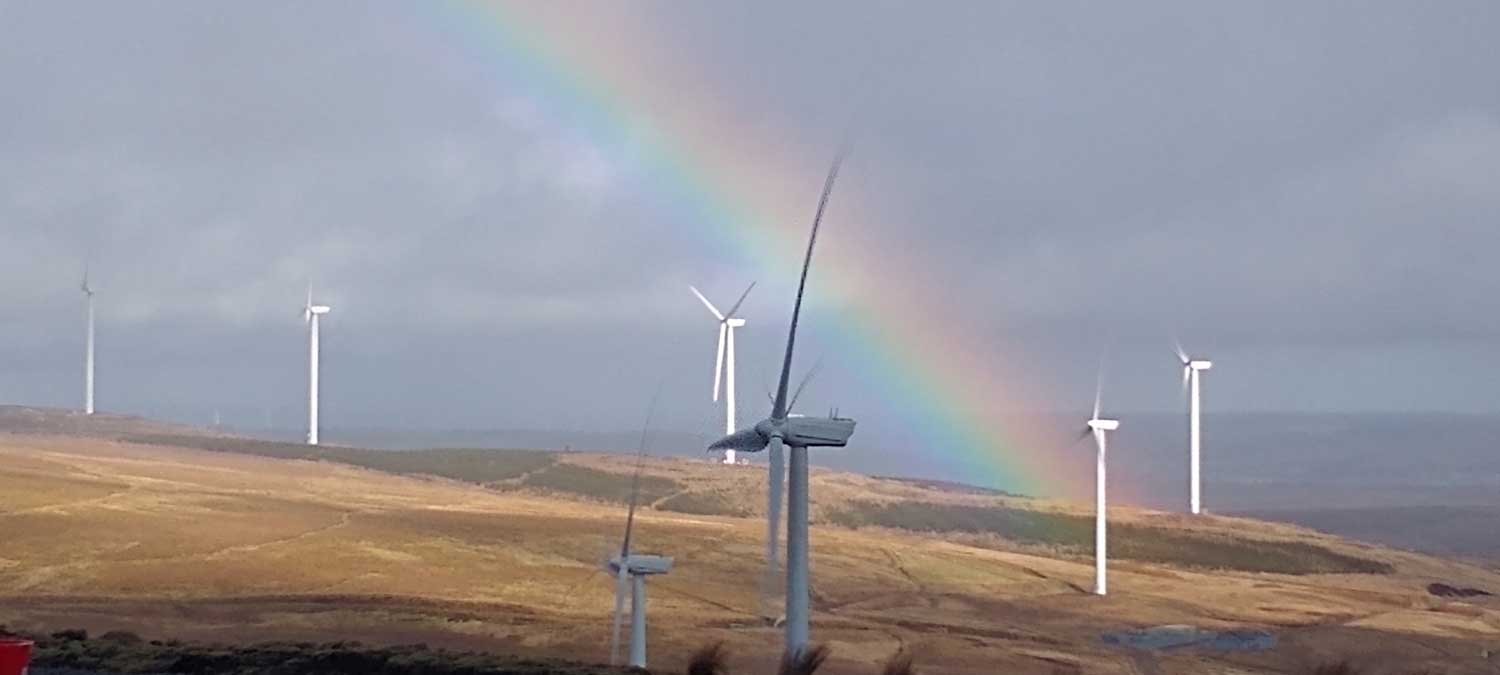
xmin=1087 ymin=418 xmax=1120 ymax=432
xmin=303 ymin=286 xmax=331 ymax=322
xmin=606 ymin=554 xmax=674 ymax=577
xmin=726 ymin=317 xmax=746 ymax=328
xmin=708 ymin=415 xmax=857 ymax=453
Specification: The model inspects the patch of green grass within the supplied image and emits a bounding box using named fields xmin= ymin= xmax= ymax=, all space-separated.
xmin=876 ymin=476 xmax=1026 ymax=498
xmin=655 ymin=490 xmax=753 ymax=517
xmin=825 ymin=501 xmax=1393 ymax=575
xmin=319 ymin=447 xmax=557 ymax=485
xmin=520 ymin=463 xmax=680 ymax=504
xmin=121 ymin=435 xmax=557 ymax=484
xmin=126 ymin=435 xmax=317 ymax=460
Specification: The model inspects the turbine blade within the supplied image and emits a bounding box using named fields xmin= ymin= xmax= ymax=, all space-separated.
xmin=1173 ymin=338 xmax=1188 ymax=365
xmin=787 ymin=357 xmax=825 ymax=414
xmin=558 ymin=567 xmax=604 ymax=607
xmin=1077 ymin=427 xmax=1093 ymax=443
xmin=766 ymin=437 xmax=785 ymax=566
xmin=1182 ymin=364 xmax=1191 ymax=393
xmin=773 ymin=149 xmax=847 ymax=420
xmin=1093 ymin=369 xmax=1103 ymax=422
xmin=609 ymin=565 xmax=628 ymax=665
xmin=620 ymin=384 xmax=663 ymax=558
xmin=713 ymin=325 xmax=726 ymax=402
xmin=690 ymin=286 xmax=725 ymax=321
xmin=724 ymin=281 xmax=757 ymax=319
xmin=707 ymin=427 xmax=769 ymax=453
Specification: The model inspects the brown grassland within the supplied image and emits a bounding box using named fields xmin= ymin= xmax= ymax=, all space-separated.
xmin=2 ymin=429 xmax=1499 ymax=674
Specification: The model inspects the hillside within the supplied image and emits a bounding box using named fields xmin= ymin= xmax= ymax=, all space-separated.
xmin=2 ymin=432 xmax=1499 ymax=674
xmin=0 ymin=406 xmax=211 ymax=439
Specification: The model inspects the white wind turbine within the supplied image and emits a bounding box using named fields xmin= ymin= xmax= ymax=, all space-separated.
xmin=1175 ymin=342 xmax=1212 ymax=515
xmin=690 ymin=282 xmax=755 ymax=464
xmin=709 ymin=150 xmax=856 ymax=657
xmin=303 ymin=289 xmax=331 ymax=446
xmin=604 ymin=398 xmax=672 ymax=669
xmin=80 ymin=268 xmax=96 ymax=415
xmin=1078 ymin=371 xmax=1119 ymax=596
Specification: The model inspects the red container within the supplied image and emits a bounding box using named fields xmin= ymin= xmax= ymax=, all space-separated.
xmin=0 ymin=638 xmax=32 ymax=675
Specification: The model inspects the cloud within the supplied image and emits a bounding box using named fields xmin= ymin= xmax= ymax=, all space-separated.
xmin=0 ymin=0 xmax=1496 ymax=428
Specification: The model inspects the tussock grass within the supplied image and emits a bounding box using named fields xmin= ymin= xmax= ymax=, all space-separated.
xmin=687 ymin=642 xmax=729 ymax=675
xmin=827 ymin=501 xmax=1393 ymax=575
xmin=779 ymin=644 xmax=831 ymax=675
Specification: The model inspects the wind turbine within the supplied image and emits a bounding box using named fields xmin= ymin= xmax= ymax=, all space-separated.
xmin=690 ymin=282 xmax=756 ymax=464
xmin=709 ymin=150 xmax=856 ymax=656
xmin=303 ymin=289 xmax=331 ymax=446
xmin=1078 ymin=371 xmax=1119 ymax=596
xmin=604 ymin=397 xmax=672 ymax=669
xmin=80 ymin=268 xmax=95 ymax=415
xmin=1175 ymin=342 xmax=1212 ymax=515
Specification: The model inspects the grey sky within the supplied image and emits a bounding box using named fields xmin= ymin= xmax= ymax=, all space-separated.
xmin=1 ymin=1 xmax=1497 ymax=443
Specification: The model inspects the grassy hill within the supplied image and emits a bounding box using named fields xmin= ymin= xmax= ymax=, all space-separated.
xmin=117 ymin=433 xmax=1396 ymax=576
xmin=1 ymin=430 xmax=1498 ymax=674
xmin=0 ymin=406 xmax=210 ymax=438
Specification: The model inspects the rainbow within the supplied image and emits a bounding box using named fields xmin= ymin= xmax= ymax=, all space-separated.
xmin=422 ymin=1 xmax=1090 ymax=498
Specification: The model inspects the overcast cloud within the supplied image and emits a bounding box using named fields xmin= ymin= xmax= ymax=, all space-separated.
xmin=2 ymin=1 xmax=1497 ymax=444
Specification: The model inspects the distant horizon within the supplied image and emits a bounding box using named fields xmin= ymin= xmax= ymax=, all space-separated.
xmin=53 ymin=404 xmax=1500 ymax=434
xmin=7 ymin=401 xmax=1496 ymax=559
xmin=9 ymin=402 xmax=1500 ymax=512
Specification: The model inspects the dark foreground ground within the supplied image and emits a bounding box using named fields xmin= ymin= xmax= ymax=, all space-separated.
xmin=10 ymin=629 xmax=627 ymax=675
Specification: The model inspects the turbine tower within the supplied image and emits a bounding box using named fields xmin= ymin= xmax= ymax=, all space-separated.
xmin=303 ymin=289 xmax=331 ymax=446
xmin=1079 ymin=373 xmax=1119 ymax=596
xmin=1176 ymin=343 xmax=1212 ymax=515
xmin=690 ymin=282 xmax=755 ymax=464
xmin=605 ymin=400 xmax=672 ymax=669
xmin=80 ymin=268 xmax=96 ymax=415
xmin=709 ymin=150 xmax=856 ymax=657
